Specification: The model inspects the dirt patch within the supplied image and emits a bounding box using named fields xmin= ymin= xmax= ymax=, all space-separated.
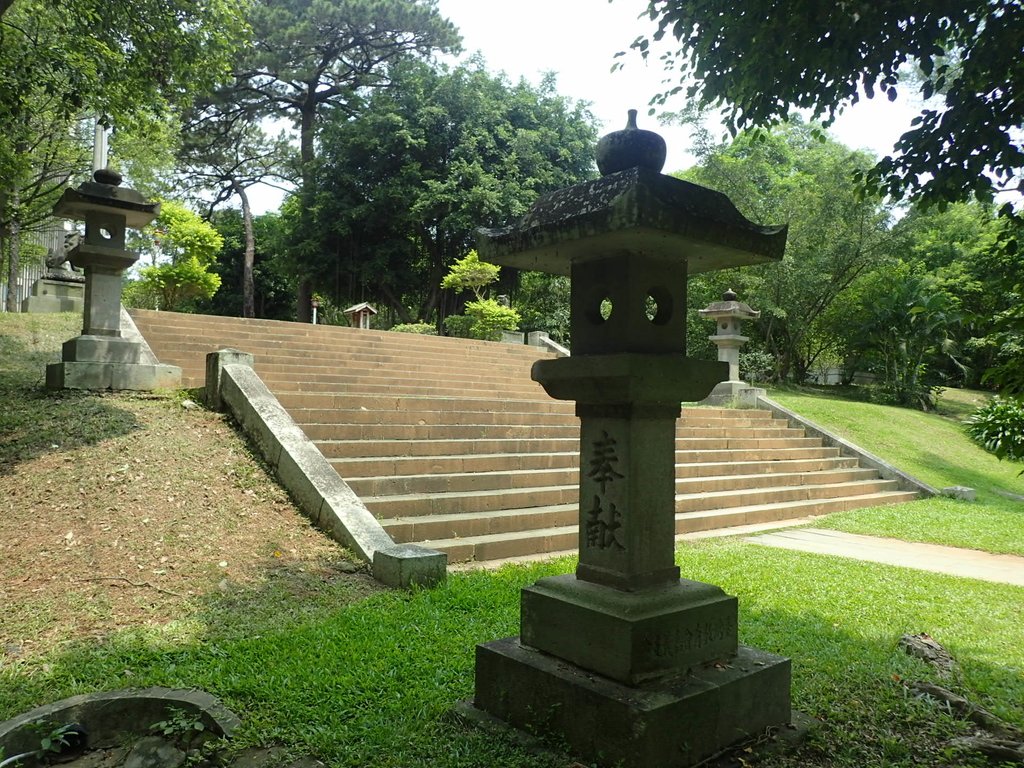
xmin=0 ymin=313 xmax=381 ymax=661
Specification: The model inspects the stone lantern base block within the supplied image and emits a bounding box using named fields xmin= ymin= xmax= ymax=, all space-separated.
xmin=700 ymin=380 xmax=766 ymax=407
xmin=473 ymin=637 xmax=791 ymax=768
xmin=61 ymin=334 xmax=151 ymax=365
xmin=521 ymin=574 xmax=738 ymax=685
xmin=21 ymin=279 xmax=85 ymax=314
xmin=46 ymin=361 xmax=182 ymax=391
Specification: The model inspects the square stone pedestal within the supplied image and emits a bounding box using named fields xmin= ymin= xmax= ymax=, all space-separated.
xmin=46 ymin=360 xmax=182 ymax=391
xmin=473 ymin=638 xmax=791 ymax=768
xmin=21 ymin=278 xmax=85 ymax=314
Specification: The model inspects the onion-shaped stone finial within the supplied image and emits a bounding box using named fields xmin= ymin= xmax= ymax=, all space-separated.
xmin=93 ymin=167 xmax=123 ymax=187
xmin=595 ymin=109 xmax=667 ymax=176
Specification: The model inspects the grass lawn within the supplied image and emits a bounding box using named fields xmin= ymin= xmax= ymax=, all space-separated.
xmin=768 ymin=388 xmax=1024 ymax=557
xmin=2 ymin=543 xmax=1022 ymax=768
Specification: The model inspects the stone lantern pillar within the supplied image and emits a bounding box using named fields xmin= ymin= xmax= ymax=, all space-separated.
xmin=46 ymin=170 xmax=181 ymax=391
xmin=468 ymin=113 xmax=792 ymax=768
xmin=699 ymin=288 xmax=762 ymax=404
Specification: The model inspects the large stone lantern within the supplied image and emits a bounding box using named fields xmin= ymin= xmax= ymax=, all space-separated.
xmin=469 ymin=114 xmax=791 ymax=767
xmin=46 ymin=170 xmax=181 ymax=391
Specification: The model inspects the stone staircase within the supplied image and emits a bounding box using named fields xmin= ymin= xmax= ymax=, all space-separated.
xmin=129 ymin=309 xmax=919 ymax=563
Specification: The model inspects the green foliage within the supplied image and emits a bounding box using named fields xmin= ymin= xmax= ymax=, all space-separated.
xmin=389 ymin=322 xmax=436 ymax=335
xmin=740 ymin=349 xmax=776 ymax=384
xmin=233 ymin=0 xmax=460 ymax=320
xmin=150 ymin=707 xmax=206 ymax=739
xmin=131 ymin=258 xmax=222 ymax=312
xmin=680 ymin=121 xmax=896 ymax=382
xmin=440 ymin=250 xmax=500 ymax=300
xmin=966 ymin=397 xmax=1024 ymax=465
xmin=441 ymin=251 xmax=521 ymax=341
xmin=840 ymin=266 xmax=962 ymax=410
xmin=198 ymin=209 xmax=294 ymax=320
xmin=313 ymin=57 xmax=597 ymax=322
xmin=0 ymin=0 xmax=247 ymax=205
xmin=443 ymin=299 xmax=521 ymax=342
xmin=126 ymin=201 xmax=223 ymax=312
xmin=514 ymin=272 xmax=570 ymax=344
xmin=629 ymin=0 xmax=1024 ymax=207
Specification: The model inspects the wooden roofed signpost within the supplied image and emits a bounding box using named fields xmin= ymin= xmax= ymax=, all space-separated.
xmin=465 ymin=111 xmax=793 ymax=767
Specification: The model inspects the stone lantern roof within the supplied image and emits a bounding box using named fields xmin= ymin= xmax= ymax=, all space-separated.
xmin=52 ymin=171 xmax=160 ymax=230
xmin=698 ymin=289 xmax=761 ymax=321
xmin=477 ymin=168 xmax=786 ymax=276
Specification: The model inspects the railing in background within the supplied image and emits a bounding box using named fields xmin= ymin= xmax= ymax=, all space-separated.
xmin=0 ymin=222 xmax=69 ymax=312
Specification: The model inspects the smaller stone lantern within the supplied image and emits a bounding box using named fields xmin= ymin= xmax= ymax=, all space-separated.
xmin=46 ymin=169 xmax=181 ymax=391
xmin=698 ymin=288 xmax=763 ymax=405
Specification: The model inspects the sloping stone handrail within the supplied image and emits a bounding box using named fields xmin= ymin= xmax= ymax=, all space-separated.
xmin=205 ymin=348 xmax=447 ymax=588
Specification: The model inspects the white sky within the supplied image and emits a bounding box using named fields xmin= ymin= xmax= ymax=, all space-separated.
xmin=250 ymin=0 xmax=922 ymax=213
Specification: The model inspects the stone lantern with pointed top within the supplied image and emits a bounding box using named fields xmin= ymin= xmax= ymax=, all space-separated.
xmin=467 ymin=113 xmax=793 ymax=767
xmin=699 ymin=288 xmax=762 ymax=404
xmin=46 ymin=169 xmax=182 ymax=391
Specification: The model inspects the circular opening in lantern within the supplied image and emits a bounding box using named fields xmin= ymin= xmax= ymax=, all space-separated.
xmin=645 ymin=288 xmax=672 ymax=325
xmin=586 ymin=295 xmax=613 ymax=325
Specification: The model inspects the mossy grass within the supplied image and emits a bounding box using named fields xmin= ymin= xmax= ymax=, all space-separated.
xmin=768 ymin=386 xmax=1024 ymax=556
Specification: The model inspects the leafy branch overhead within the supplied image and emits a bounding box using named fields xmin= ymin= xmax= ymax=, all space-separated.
xmin=626 ymin=0 xmax=1024 ymax=208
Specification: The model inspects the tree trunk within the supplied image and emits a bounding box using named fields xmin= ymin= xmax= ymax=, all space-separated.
xmin=235 ymin=182 xmax=256 ymax=318
xmin=4 ymin=184 xmax=21 ymax=313
xmin=380 ymin=283 xmax=414 ymax=324
xmin=295 ymin=100 xmax=317 ymax=323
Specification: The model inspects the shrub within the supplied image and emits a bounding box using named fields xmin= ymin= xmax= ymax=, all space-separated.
xmin=740 ymin=349 xmax=776 ymax=383
xmin=966 ymin=396 xmax=1024 ymax=464
xmin=390 ymin=322 xmax=436 ymax=335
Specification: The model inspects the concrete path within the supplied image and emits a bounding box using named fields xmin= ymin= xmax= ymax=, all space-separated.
xmin=747 ymin=528 xmax=1024 ymax=587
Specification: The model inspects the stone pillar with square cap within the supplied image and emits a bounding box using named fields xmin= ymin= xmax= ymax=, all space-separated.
xmin=466 ymin=114 xmax=793 ymax=768
xmin=46 ymin=169 xmax=181 ymax=391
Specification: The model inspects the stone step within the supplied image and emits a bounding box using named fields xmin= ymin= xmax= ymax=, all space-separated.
xmin=365 ymin=484 xmax=578 ymax=518
xmin=333 ymin=452 xmax=858 ymax=481
xmin=300 ymin=422 xmax=579 ymax=441
xmin=139 ymin=334 xmax=548 ymax=369
xmin=383 ymin=503 xmax=578 ymax=543
xmin=352 ymin=466 xmax=876 ymax=499
xmin=315 ymin=437 xmax=581 ymax=459
xmin=679 ymin=415 xmax=774 ymax=428
xmin=275 ymin=392 xmax=572 ymax=413
xmin=264 ymin=376 xmax=549 ymax=399
xmin=417 ymin=491 xmax=919 ymax=562
xmin=672 ymin=491 xmax=921 ymax=534
xmin=285 ymin=407 xmax=578 ymax=427
xmin=676 ymin=425 xmax=804 ymax=438
xmin=349 ymin=466 xmax=578 ymax=496
xmin=675 ymin=479 xmax=900 ymax=513
xmin=330 ymin=450 xmax=580 ymax=477
xmin=675 ymin=456 xmax=859 ymax=477
xmin=674 ymin=446 xmax=842 ymax=463
xmin=674 ymin=437 xmax=822 ymax=450
xmin=366 ymin=478 xmax=901 ymax=520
